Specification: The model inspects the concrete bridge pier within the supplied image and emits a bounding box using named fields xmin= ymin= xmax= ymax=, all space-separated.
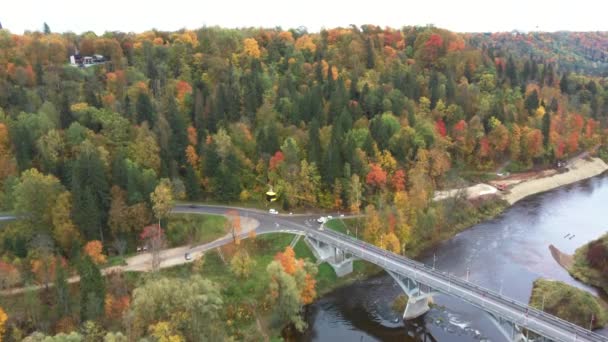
xmin=487 ymin=312 xmax=531 ymax=342
xmin=387 ymin=271 xmax=437 ymax=320
xmin=305 ymin=236 xmax=355 ymax=277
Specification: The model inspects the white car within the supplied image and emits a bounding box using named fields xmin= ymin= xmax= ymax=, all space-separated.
xmin=184 ymin=252 xmax=192 ymax=261
xmin=268 ymin=209 xmax=278 ymax=215
xmin=316 ymin=216 xmax=327 ymax=224
xmin=327 ymin=215 xmax=333 ymax=220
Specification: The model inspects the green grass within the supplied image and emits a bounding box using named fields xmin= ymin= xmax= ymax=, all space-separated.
xmin=150 ymin=231 xmax=381 ymax=338
xmin=569 ymin=234 xmax=608 ymax=294
xmin=166 ymin=213 xmax=228 ymax=247
xmin=105 ymin=255 xmax=127 ymax=267
xmin=529 ymin=278 xmax=607 ymax=329
xmin=325 ymin=217 xmax=364 ymax=237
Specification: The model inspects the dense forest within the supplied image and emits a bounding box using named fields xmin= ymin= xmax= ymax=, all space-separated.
xmin=0 ymin=24 xmax=607 ymax=339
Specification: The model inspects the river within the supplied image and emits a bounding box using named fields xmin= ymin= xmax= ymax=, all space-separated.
xmin=299 ymin=173 xmax=608 ymax=341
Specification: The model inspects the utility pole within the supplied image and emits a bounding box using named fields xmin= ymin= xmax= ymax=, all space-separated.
xmin=541 ymin=294 xmax=545 ymax=311
xmin=448 ymin=273 xmax=452 ymax=292
xmin=433 ymin=253 xmax=436 ymax=270
xmin=466 ymin=267 xmax=470 ymax=281
xmin=590 ymin=314 xmax=594 ymax=330
xmin=499 ymin=279 xmax=503 ymax=295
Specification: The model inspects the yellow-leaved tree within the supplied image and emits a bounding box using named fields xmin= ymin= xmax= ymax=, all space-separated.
xmin=243 ymin=38 xmax=261 ymax=58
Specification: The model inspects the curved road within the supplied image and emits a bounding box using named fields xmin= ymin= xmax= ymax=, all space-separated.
xmin=177 ymin=204 xmax=607 ymax=342
xmin=1 ymin=205 xmax=606 ymax=341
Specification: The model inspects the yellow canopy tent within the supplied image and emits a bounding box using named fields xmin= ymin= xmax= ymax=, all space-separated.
xmin=265 ymin=190 xmax=277 ymax=202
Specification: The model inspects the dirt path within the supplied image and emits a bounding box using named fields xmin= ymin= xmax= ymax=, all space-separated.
xmin=0 ymin=216 xmax=261 ymax=296
xmin=433 ymin=183 xmax=498 ymax=201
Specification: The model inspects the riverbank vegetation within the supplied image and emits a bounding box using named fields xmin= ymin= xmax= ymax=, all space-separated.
xmin=327 ymin=195 xmax=507 ymax=257
xmin=0 ymin=23 xmax=606 ymax=339
xmin=529 ymin=279 xmax=607 ymax=330
xmin=569 ymin=233 xmax=608 ymax=294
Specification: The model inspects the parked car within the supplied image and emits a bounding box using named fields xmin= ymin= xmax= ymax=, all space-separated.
xmin=316 ymin=216 xmax=327 ymax=224
xmin=268 ymin=208 xmax=278 ymax=215
xmin=496 ymin=183 xmax=507 ymax=191
xmin=184 ymin=252 xmax=192 ymax=261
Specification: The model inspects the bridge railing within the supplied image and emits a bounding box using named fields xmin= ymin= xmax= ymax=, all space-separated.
xmin=307 ymin=228 xmax=608 ymax=342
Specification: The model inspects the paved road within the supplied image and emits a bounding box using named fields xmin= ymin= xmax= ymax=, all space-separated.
xmin=178 ymin=204 xmax=608 ymax=342
xmin=0 ymin=205 xmax=329 ymax=295
xmin=2 ymin=205 xmax=605 ymax=341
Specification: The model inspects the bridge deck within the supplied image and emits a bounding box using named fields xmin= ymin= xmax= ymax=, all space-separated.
xmin=305 ymin=228 xmax=608 ymax=342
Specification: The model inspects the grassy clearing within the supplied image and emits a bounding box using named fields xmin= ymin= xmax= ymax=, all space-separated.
xmin=325 ymin=217 xmax=364 ymax=237
xmin=105 ymin=255 xmax=127 ymax=267
xmin=148 ymin=231 xmax=381 ymax=339
xmin=154 ymin=233 xmax=308 ymax=339
xmin=569 ymin=234 xmax=608 ymax=294
xmin=529 ymin=279 xmax=607 ymax=329
xmin=166 ymin=213 xmax=228 ymax=247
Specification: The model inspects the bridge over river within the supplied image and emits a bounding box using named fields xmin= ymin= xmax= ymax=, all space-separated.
xmin=175 ymin=204 xmax=608 ymax=342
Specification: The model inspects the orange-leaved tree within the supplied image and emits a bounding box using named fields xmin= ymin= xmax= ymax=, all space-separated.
xmin=0 ymin=306 xmax=6 ymax=341
xmin=267 ymin=246 xmax=318 ymax=332
xmin=83 ymin=240 xmax=107 ymax=265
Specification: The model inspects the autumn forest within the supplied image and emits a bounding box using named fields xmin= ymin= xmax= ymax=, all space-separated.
xmin=0 ymin=24 xmax=607 ymax=340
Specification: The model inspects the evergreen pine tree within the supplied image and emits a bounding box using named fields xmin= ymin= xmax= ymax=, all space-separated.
xmin=78 ymin=255 xmax=105 ymax=322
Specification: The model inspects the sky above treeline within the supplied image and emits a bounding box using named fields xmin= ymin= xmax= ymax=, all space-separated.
xmin=3 ymin=0 xmax=607 ymax=34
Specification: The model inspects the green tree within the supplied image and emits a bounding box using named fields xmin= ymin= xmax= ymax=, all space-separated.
xmin=149 ymin=178 xmax=173 ymax=270
xmin=266 ymin=260 xmax=306 ymax=331
xmin=151 ymin=178 xmax=174 ymax=222
xmin=348 ymin=174 xmax=363 ymax=214
xmin=129 ymin=276 xmax=223 ymax=340
xmin=78 ymin=255 xmax=105 ymax=322
xmin=13 ymin=168 xmax=62 ymax=231
xmin=230 ymin=250 xmax=255 ymax=278
xmin=54 ymin=261 xmax=70 ymax=318
xmin=136 ymin=92 xmax=156 ymax=125
xmin=308 ymin=118 xmax=322 ymax=166
xmin=71 ymin=141 xmax=110 ymax=242
xmin=525 ymin=90 xmax=540 ymax=113
xmin=52 ymin=191 xmax=81 ymax=255
xmin=542 ymin=111 xmax=552 ymax=148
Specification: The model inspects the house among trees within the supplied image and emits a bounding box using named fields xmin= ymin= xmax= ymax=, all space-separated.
xmin=69 ymin=50 xmax=107 ymax=68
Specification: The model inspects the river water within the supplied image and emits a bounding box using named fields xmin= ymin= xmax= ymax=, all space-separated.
xmin=299 ymin=173 xmax=608 ymax=341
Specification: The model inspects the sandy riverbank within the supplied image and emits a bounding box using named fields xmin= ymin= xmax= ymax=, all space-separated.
xmin=433 ymin=183 xmax=498 ymax=201
xmin=549 ymin=244 xmax=574 ymax=270
xmin=503 ymin=157 xmax=608 ymax=204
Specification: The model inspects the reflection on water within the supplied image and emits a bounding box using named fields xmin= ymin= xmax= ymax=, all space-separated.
xmin=300 ymin=173 xmax=608 ymax=341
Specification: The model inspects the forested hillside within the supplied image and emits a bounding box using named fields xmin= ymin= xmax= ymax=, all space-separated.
xmin=0 ymin=24 xmax=607 ymax=339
